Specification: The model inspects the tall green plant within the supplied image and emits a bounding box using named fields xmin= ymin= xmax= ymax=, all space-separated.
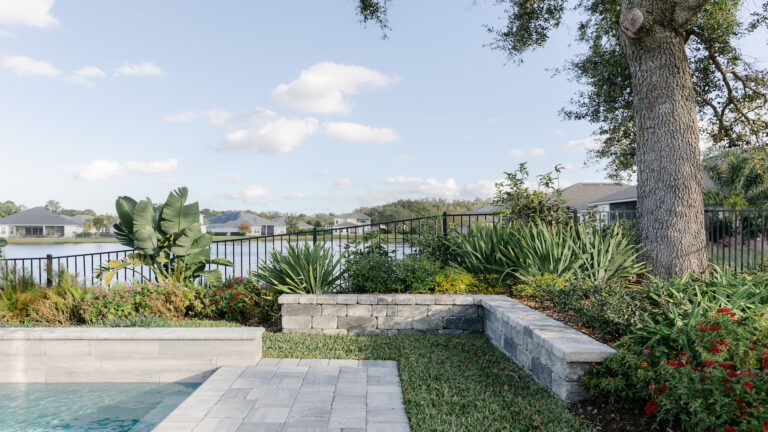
xmin=254 ymin=242 xmax=344 ymax=295
xmin=454 ymin=222 xmax=516 ymax=278
xmin=97 ymin=187 xmax=231 ymax=286
xmin=0 ymin=237 xmax=6 ymax=259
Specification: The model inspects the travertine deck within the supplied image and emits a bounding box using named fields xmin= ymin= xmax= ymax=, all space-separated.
xmin=153 ymin=358 xmax=410 ymax=432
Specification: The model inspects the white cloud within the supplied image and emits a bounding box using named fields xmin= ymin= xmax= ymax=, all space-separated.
xmin=0 ymin=0 xmax=58 ymax=28
xmin=272 ymin=62 xmax=398 ymax=114
xmin=1 ymin=54 xmax=60 ymax=76
xmin=227 ymin=186 xmax=268 ymax=204
xmin=68 ymin=66 xmax=105 ymax=86
xmin=68 ymin=159 xmax=178 ymax=182
xmin=383 ymin=176 xmax=495 ymax=200
xmin=115 ymin=61 xmax=165 ymax=78
xmin=531 ymin=147 xmax=547 ymax=157
xmin=287 ymin=192 xmax=307 ymax=200
xmin=565 ymin=136 xmax=602 ymax=153
xmin=335 ymin=178 xmax=356 ymax=190
xmin=322 ymin=122 xmax=399 ymax=143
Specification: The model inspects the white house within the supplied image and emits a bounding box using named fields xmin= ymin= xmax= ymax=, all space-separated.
xmin=0 ymin=207 xmax=83 ymax=238
xmin=326 ymin=213 xmax=372 ymax=234
xmin=204 ymin=211 xmax=281 ymax=236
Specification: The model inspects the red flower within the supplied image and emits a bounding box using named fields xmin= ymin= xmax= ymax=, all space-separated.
xmin=640 ymin=362 xmax=648 ymax=368
xmin=743 ymin=382 xmax=753 ymax=391
xmin=644 ymin=400 xmax=658 ymax=416
xmin=725 ymin=426 xmax=737 ymax=432
xmin=702 ymin=360 xmax=716 ymax=367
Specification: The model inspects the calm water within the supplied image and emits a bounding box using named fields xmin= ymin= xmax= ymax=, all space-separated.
xmin=3 ymin=243 xmax=130 ymax=260
xmin=0 ymin=382 xmax=198 ymax=432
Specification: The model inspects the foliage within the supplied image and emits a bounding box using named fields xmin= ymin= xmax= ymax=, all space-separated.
xmin=703 ymin=147 xmax=768 ymax=209
xmin=586 ymin=307 xmax=768 ymax=431
xmin=0 ymin=237 xmax=6 ymax=259
xmin=412 ymin=231 xmax=460 ymax=267
xmin=341 ymin=240 xmax=397 ymax=293
xmin=492 ymin=162 xmax=572 ymax=225
xmin=354 ymin=198 xmax=490 ymax=224
xmin=392 ymin=254 xmax=441 ymax=293
xmin=264 ymin=333 xmax=592 ymax=432
xmin=0 ymin=200 xmax=23 ymax=218
xmin=453 ymin=222 xmax=516 ymax=281
xmin=574 ymin=222 xmax=647 ymax=286
xmin=433 ymin=266 xmax=503 ymax=294
xmin=254 ymin=242 xmax=345 ymax=295
xmin=202 ymin=277 xmax=277 ymax=324
xmin=98 ymin=187 xmax=232 ymax=286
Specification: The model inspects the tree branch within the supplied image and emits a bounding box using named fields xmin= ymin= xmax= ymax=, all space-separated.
xmin=674 ymin=0 xmax=711 ymax=29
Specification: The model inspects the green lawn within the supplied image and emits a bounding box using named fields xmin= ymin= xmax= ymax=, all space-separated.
xmin=263 ymin=333 xmax=593 ymax=432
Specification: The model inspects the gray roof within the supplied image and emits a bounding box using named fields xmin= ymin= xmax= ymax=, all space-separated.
xmin=67 ymin=214 xmax=92 ymax=224
xmin=0 ymin=207 xmax=80 ymax=226
xmin=589 ymin=185 xmax=638 ymax=205
xmin=272 ymin=216 xmax=313 ymax=229
xmin=559 ymin=183 xmax=633 ymax=211
xmin=206 ymin=211 xmax=275 ymax=228
xmin=333 ymin=221 xmax=360 ymax=229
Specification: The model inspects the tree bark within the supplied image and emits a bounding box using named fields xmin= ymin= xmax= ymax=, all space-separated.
xmin=620 ymin=1 xmax=708 ymax=279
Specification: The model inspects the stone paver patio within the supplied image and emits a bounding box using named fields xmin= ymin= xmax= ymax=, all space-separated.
xmin=153 ymin=358 xmax=410 ymax=432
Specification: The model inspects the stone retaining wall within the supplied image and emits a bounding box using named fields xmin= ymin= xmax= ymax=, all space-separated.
xmin=278 ymin=294 xmax=615 ymax=403
xmin=482 ymin=297 xmax=615 ymax=402
xmin=0 ymin=327 xmax=264 ymax=383
xmin=278 ymin=294 xmax=489 ymax=335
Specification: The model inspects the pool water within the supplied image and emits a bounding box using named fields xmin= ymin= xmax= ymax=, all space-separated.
xmin=0 ymin=382 xmax=199 ymax=432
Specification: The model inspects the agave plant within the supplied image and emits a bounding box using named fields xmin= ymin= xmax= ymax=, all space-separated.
xmin=97 ymin=187 xmax=231 ymax=286
xmin=453 ymin=222 xmax=517 ymax=277
xmin=500 ymin=221 xmax=581 ymax=284
xmin=254 ymin=242 xmax=344 ymax=294
xmin=574 ymin=222 xmax=647 ymax=286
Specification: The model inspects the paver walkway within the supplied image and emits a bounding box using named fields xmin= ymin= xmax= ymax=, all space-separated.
xmin=152 ymin=358 xmax=410 ymax=432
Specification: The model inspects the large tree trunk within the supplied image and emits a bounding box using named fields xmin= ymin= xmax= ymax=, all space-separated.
xmin=620 ymin=1 xmax=708 ymax=280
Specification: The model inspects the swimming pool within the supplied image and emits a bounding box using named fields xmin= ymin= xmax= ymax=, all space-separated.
xmin=0 ymin=382 xmax=199 ymax=432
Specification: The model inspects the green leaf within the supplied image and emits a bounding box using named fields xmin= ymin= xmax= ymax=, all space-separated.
xmin=160 ymin=187 xmax=199 ymax=235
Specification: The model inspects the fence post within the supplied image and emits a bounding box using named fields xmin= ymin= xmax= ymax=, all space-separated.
xmin=45 ymin=254 xmax=53 ymax=288
xmin=441 ymin=211 xmax=448 ymax=237
xmin=312 ymin=227 xmax=317 ymax=245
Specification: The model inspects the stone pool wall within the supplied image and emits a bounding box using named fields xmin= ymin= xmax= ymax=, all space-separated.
xmin=278 ymin=294 xmax=615 ymax=403
xmin=0 ymin=327 xmax=264 ymax=383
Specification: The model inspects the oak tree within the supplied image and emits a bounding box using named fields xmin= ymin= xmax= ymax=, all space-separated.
xmin=356 ymin=0 xmax=768 ymax=279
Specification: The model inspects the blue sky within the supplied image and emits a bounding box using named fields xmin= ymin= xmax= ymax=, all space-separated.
xmin=2 ymin=1 xmax=760 ymax=215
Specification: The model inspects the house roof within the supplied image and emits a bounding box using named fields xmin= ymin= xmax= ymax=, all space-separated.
xmin=589 ymin=185 xmax=638 ymax=206
xmin=272 ymin=216 xmax=313 ymax=229
xmin=333 ymin=221 xmax=360 ymax=229
xmin=67 ymin=214 xmax=92 ymax=224
xmin=558 ymin=182 xmax=633 ymax=211
xmin=0 ymin=207 xmax=80 ymax=226
xmin=206 ymin=211 xmax=274 ymax=228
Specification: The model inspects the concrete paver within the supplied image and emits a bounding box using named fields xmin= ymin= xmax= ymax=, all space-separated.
xmin=152 ymin=359 xmax=410 ymax=432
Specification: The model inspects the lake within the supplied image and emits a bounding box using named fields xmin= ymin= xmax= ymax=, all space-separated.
xmin=2 ymin=243 xmax=130 ymax=259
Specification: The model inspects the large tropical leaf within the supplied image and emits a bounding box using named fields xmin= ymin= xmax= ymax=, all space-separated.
xmin=160 ymin=187 xmax=199 ymax=236
xmin=170 ymin=224 xmax=208 ymax=256
xmin=132 ymin=199 xmax=158 ymax=254
xmin=113 ymin=196 xmax=138 ymax=248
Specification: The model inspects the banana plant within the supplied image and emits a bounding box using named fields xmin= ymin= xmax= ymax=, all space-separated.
xmin=97 ymin=187 xmax=231 ymax=286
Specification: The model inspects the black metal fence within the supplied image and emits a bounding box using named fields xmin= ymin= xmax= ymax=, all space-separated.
xmin=0 ymin=213 xmax=500 ymax=287
xmin=2 ymin=209 xmax=767 ymax=287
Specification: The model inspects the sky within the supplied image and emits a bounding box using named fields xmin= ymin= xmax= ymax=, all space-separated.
xmin=0 ymin=1 xmax=764 ymax=216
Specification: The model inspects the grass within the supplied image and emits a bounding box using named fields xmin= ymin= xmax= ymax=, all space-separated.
xmin=263 ymin=332 xmax=593 ymax=432
xmin=0 ymin=318 xmax=242 ymax=328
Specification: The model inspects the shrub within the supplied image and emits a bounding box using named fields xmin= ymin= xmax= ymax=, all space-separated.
xmin=453 ymin=222 xmax=516 ymax=280
xmin=254 ymin=243 xmax=344 ymax=295
xmin=343 ymin=243 xmax=397 ymax=293
xmin=412 ymin=232 xmax=460 ymax=267
xmin=204 ymin=277 xmax=266 ymax=324
xmin=393 ymin=254 xmax=441 ymax=293
xmin=433 ymin=266 xmax=498 ymax=294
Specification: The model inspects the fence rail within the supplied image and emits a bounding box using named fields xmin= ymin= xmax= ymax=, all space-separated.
xmin=2 ymin=209 xmax=766 ymax=287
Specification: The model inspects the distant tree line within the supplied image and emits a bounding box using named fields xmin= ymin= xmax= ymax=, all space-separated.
xmin=354 ymin=198 xmax=491 ymax=224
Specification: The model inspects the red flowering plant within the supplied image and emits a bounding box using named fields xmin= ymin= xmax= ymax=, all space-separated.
xmin=206 ymin=276 xmax=275 ymax=324
xmin=647 ymin=307 xmax=768 ymax=431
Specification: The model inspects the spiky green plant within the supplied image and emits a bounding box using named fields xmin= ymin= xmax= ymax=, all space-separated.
xmin=574 ymin=222 xmax=647 ymax=286
xmin=453 ymin=222 xmax=516 ymax=278
xmin=254 ymin=242 xmax=345 ymax=295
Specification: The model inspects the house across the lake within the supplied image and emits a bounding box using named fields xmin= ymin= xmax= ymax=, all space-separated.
xmin=204 ymin=211 xmax=286 ymax=236
xmin=326 ymin=213 xmax=372 ymax=235
xmin=0 ymin=207 xmax=84 ymax=238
